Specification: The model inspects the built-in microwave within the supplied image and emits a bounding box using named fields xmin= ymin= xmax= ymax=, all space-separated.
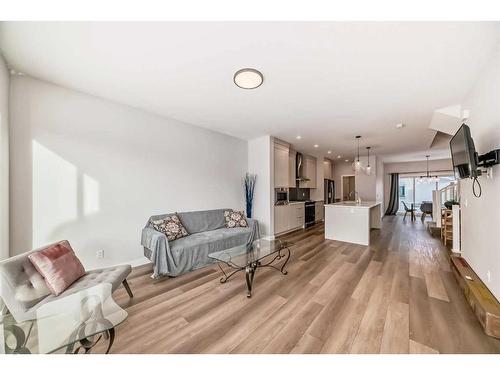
xmin=275 ymin=188 xmax=288 ymax=205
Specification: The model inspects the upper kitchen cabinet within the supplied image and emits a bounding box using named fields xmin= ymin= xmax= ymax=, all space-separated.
xmin=288 ymin=149 xmax=297 ymax=188
xmin=274 ymin=140 xmax=290 ymax=188
xmin=323 ymin=158 xmax=333 ymax=180
xmin=300 ymin=154 xmax=317 ymax=188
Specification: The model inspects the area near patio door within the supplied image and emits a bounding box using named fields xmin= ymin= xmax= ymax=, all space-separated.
xmin=398 ymin=175 xmax=455 ymax=213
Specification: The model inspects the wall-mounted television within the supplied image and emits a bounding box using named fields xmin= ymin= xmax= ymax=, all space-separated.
xmin=450 ymin=124 xmax=478 ymax=179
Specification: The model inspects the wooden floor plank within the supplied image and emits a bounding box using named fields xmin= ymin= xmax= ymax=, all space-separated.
xmin=424 ymin=270 xmax=450 ymax=302
xmin=379 ymin=301 xmax=410 ymax=354
xmin=261 ymin=300 xmax=324 ymax=353
xmin=349 ymin=276 xmax=391 ymax=353
xmin=409 ymin=339 xmax=439 ymax=354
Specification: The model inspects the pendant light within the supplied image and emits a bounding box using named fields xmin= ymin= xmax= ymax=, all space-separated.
xmin=365 ymin=146 xmax=372 ymax=175
xmin=418 ymin=155 xmax=439 ymax=183
xmin=352 ymin=136 xmax=363 ymax=173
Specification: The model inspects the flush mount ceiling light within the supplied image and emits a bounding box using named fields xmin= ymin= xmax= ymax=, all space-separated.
xmin=327 ymin=150 xmax=332 ymax=154
xmin=233 ymin=68 xmax=264 ymax=89
xmin=296 ymin=135 xmax=302 ymax=140
xmin=314 ymin=144 xmax=319 ymax=148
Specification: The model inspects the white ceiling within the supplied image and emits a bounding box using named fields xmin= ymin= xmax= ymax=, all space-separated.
xmin=1 ymin=22 xmax=499 ymax=161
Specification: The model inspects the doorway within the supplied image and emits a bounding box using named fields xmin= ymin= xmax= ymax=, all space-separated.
xmin=341 ymin=175 xmax=356 ymax=201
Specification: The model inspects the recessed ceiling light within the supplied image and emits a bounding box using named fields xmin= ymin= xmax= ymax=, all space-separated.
xmin=327 ymin=150 xmax=332 ymax=154
xmin=337 ymin=155 xmax=342 ymax=158
xmin=314 ymin=144 xmax=319 ymax=148
xmin=345 ymin=159 xmax=349 ymax=162
xmin=396 ymin=123 xmax=405 ymax=129
xmin=296 ymin=135 xmax=302 ymax=140
xmin=234 ymin=68 xmax=264 ymax=89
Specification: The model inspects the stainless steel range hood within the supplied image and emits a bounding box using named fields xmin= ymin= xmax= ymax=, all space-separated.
xmin=296 ymin=152 xmax=310 ymax=182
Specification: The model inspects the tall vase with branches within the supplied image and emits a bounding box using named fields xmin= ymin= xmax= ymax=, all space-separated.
xmin=244 ymin=173 xmax=257 ymax=218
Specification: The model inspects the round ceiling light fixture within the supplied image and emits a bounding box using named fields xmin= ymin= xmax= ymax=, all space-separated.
xmin=234 ymin=68 xmax=264 ymax=89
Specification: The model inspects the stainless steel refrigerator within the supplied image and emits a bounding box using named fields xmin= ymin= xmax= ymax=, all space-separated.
xmin=324 ymin=179 xmax=335 ymax=204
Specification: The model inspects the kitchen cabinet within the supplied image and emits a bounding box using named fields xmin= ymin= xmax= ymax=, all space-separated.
xmin=274 ymin=142 xmax=289 ymax=188
xmin=274 ymin=205 xmax=289 ymax=234
xmin=288 ymin=150 xmax=297 ymax=188
xmin=291 ymin=204 xmax=305 ymax=228
xmin=323 ymin=159 xmax=333 ymax=180
xmin=300 ymin=155 xmax=317 ymax=188
xmin=315 ymin=201 xmax=324 ymax=221
xmin=274 ymin=203 xmax=305 ymax=235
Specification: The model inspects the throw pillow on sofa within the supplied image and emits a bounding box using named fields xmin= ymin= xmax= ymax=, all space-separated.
xmin=224 ymin=210 xmax=248 ymax=228
xmin=28 ymin=240 xmax=86 ymax=296
xmin=150 ymin=214 xmax=189 ymax=241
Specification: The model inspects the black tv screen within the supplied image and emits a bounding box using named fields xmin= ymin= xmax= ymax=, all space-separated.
xmin=450 ymin=124 xmax=478 ymax=179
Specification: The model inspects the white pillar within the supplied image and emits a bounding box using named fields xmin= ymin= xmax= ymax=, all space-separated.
xmin=452 ymin=204 xmax=461 ymax=253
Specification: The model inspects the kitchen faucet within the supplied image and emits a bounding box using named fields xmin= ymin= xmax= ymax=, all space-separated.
xmin=349 ymin=191 xmax=362 ymax=205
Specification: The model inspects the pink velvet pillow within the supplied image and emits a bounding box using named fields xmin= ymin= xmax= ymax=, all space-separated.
xmin=28 ymin=240 xmax=86 ymax=296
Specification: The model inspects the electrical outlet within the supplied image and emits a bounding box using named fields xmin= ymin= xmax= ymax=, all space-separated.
xmin=96 ymin=250 xmax=104 ymax=259
xmin=487 ymin=270 xmax=491 ymax=283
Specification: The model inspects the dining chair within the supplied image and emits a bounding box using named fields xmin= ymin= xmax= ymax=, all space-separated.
xmin=420 ymin=201 xmax=433 ymax=221
xmin=401 ymin=201 xmax=416 ymax=221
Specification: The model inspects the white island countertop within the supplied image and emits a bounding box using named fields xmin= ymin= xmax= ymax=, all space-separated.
xmin=325 ymin=201 xmax=381 ymax=209
xmin=324 ymin=201 xmax=382 ymax=245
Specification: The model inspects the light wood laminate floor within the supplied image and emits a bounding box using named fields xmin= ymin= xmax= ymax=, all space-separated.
xmin=110 ymin=216 xmax=500 ymax=354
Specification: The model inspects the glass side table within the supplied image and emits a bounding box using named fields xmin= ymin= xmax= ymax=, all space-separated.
xmin=1 ymin=283 xmax=127 ymax=354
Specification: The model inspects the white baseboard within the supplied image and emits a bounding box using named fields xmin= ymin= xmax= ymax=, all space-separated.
xmin=128 ymin=257 xmax=151 ymax=268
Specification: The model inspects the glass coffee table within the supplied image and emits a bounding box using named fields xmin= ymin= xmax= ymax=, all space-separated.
xmin=209 ymin=238 xmax=292 ymax=298
xmin=1 ymin=283 xmax=127 ymax=354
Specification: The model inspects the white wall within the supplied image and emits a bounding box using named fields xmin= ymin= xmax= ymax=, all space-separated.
xmin=383 ymin=158 xmax=453 ymax=212
xmin=355 ymin=156 xmax=377 ymax=201
xmin=333 ymin=160 xmax=354 ymax=200
xmin=375 ymin=157 xmax=384 ymax=214
xmin=332 ymin=156 xmax=377 ymax=201
xmin=460 ymin=46 xmax=500 ymax=300
xmin=0 ymin=55 xmax=9 ymax=260
xmin=247 ymin=135 xmax=273 ymax=237
xmin=9 ymin=76 xmax=248 ymax=269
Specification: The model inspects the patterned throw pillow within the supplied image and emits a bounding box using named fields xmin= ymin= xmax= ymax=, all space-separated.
xmin=224 ymin=210 xmax=248 ymax=228
xmin=150 ymin=215 xmax=189 ymax=241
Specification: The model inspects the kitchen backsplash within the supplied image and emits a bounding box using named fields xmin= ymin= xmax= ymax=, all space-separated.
xmin=289 ymin=187 xmax=310 ymax=201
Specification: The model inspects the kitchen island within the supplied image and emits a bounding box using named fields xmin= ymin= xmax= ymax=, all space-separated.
xmin=324 ymin=201 xmax=382 ymax=246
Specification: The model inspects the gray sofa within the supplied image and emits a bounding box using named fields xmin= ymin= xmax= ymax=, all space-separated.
xmin=141 ymin=209 xmax=260 ymax=278
xmin=0 ymin=241 xmax=133 ymax=322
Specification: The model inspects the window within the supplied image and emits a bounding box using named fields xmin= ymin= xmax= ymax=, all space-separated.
xmin=399 ymin=177 xmax=414 ymax=210
xmin=398 ymin=175 xmax=455 ymax=212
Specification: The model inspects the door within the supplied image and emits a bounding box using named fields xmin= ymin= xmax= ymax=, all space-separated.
xmin=342 ymin=175 xmax=355 ymax=201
